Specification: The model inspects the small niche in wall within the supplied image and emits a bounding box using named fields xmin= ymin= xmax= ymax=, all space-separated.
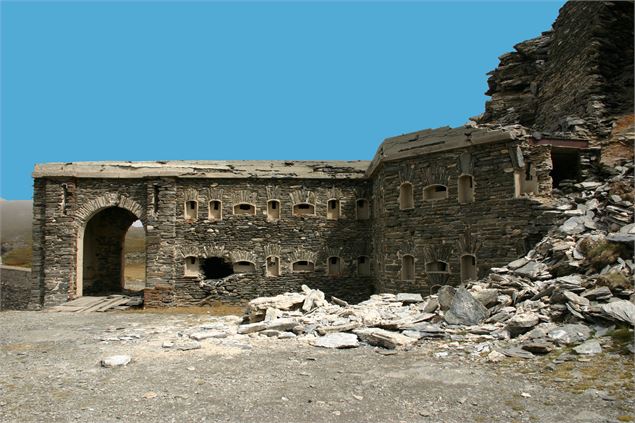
xmin=326 ymin=199 xmax=340 ymax=220
xmin=209 ymin=200 xmax=222 ymax=220
xmin=457 ymin=175 xmax=474 ymax=204
xmin=233 ymin=261 xmax=256 ymax=273
xmin=356 ymin=199 xmax=370 ymax=220
xmin=460 ymin=254 xmax=477 ymax=282
xmin=266 ymin=256 xmax=280 ymax=276
xmin=292 ymin=260 xmax=314 ymax=272
xmin=426 ymin=260 xmax=449 ymax=272
xmin=423 ymin=185 xmax=448 ymax=201
xmin=234 ymin=203 xmax=256 ymax=216
xmin=184 ymin=201 xmax=198 ymax=220
xmin=401 ymin=255 xmax=415 ymax=281
xmin=399 ymin=182 xmax=414 ymax=210
xmin=267 ymin=200 xmax=280 ymax=221
xmin=357 ymin=256 xmax=370 ymax=276
xmin=327 ymin=256 xmax=341 ymax=276
xmin=293 ymin=203 xmax=315 ymax=216
xmin=514 ymin=162 xmax=538 ymax=197
xmin=184 ymin=256 xmax=200 ymax=277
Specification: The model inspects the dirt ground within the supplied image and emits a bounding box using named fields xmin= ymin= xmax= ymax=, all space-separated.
xmin=0 ymin=310 xmax=633 ymax=423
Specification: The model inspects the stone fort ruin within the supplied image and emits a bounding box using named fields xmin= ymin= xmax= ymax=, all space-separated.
xmin=28 ymin=1 xmax=633 ymax=308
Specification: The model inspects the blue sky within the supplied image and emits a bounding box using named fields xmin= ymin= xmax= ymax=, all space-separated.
xmin=1 ymin=1 xmax=563 ymax=200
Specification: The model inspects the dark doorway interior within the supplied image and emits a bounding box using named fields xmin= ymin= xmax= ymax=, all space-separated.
xmin=201 ymin=257 xmax=234 ymax=279
xmin=550 ymin=149 xmax=580 ymax=188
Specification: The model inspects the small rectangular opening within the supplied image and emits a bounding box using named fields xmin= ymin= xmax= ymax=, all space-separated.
xmin=458 ymin=175 xmax=474 ymax=204
xmin=185 ymin=201 xmax=198 ymax=220
xmin=327 ymin=199 xmax=340 ymax=220
xmin=293 ymin=203 xmax=315 ymax=216
xmin=184 ymin=256 xmax=200 ymax=276
xmin=266 ymin=256 xmax=280 ymax=276
xmin=356 ymin=199 xmax=369 ymax=220
xmin=357 ymin=256 xmax=370 ymax=276
xmin=400 ymin=183 xmax=414 ymax=210
xmin=234 ymin=203 xmax=256 ymax=216
xmin=460 ymin=254 xmax=477 ymax=282
xmin=327 ymin=257 xmax=341 ymax=276
xmin=423 ymin=185 xmax=448 ymax=201
xmin=209 ymin=200 xmax=222 ymax=220
xmin=401 ymin=255 xmax=414 ymax=281
xmin=292 ymin=260 xmax=314 ymax=272
xmin=267 ymin=200 xmax=280 ymax=221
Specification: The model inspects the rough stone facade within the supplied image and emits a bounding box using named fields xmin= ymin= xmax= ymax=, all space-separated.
xmin=478 ymin=1 xmax=634 ymax=140
xmin=30 ymin=127 xmax=576 ymax=308
xmin=27 ymin=1 xmax=629 ymax=309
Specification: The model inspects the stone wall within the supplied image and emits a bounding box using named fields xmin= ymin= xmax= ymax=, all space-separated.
xmin=479 ymin=1 xmax=634 ymax=140
xmin=370 ymin=140 xmax=558 ymax=296
xmin=1 ymin=265 xmax=32 ymax=310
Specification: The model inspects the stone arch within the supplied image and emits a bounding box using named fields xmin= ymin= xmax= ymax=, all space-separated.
xmin=74 ymin=194 xmax=146 ymax=297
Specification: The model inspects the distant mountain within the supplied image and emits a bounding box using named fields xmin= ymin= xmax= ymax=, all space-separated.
xmin=0 ymin=199 xmax=33 ymax=242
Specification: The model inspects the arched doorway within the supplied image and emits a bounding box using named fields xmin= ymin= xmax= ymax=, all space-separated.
xmin=76 ymin=206 xmax=145 ymax=296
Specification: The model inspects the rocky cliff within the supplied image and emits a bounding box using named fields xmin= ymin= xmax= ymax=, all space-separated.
xmin=478 ymin=1 xmax=634 ymax=141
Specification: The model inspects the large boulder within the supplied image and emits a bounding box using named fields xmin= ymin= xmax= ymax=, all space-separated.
xmin=444 ymin=288 xmax=488 ymax=326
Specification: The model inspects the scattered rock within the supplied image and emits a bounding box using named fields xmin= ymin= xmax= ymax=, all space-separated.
xmin=311 ymin=333 xmax=359 ymax=349
xmin=101 ymin=355 xmax=131 ymax=368
xmin=444 ymin=288 xmax=487 ymax=326
xmin=573 ymin=340 xmax=602 ymax=355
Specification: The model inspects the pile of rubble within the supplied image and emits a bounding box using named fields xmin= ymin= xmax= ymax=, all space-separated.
xmin=235 ymin=160 xmax=634 ymax=357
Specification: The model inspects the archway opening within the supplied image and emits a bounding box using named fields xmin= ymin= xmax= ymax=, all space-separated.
xmin=78 ymin=206 xmax=143 ymax=296
xmin=123 ymin=219 xmax=146 ymax=291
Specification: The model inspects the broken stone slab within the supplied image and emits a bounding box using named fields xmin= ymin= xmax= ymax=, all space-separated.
xmin=507 ymin=258 xmax=529 ymax=270
xmin=189 ymin=331 xmax=228 ymax=341
xmin=562 ymin=291 xmax=590 ymax=307
xmin=444 ymin=288 xmax=487 ymax=326
xmin=581 ymin=286 xmax=613 ymax=301
xmin=505 ymin=312 xmax=541 ymax=337
xmin=420 ymin=297 xmax=439 ymax=313
xmin=573 ymin=340 xmax=602 ymax=355
xmin=606 ymin=233 xmax=635 ymax=244
xmin=237 ymin=318 xmax=298 ymax=334
xmin=353 ymin=328 xmax=417 ymax=350
xmin=175 ymin=340 xmax=202 ymax=351
xmin=302 ymin=288 xmax=327 ymax=312
xmin=600 ymin=300 xmax=635 ymax=326
xmin=513 ymin=261 xmax=548 ymax=279
xmin=500 ymin=346 xmax=534 ymax=359
xmin=396 ymin=293 xmax=424 ymax=304
xmin=559 ymin=217 xmax=586 ymax=235
xmin=246 ymin=292 xmax=306 ymax=321
xmin=311 ymin=332 xmax=359 ymax=349
xmin=316 ymin=321 xmax=361 ymax=336
xmin=101 ymin=355 xmax=132 ymax=368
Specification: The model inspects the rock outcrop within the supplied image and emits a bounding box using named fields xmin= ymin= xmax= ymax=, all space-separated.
xmin=478 ymin=1 xmax=634 ymax=141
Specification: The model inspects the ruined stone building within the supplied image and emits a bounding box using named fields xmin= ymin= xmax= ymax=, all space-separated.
xmin=28 ymin=1 xmax=633 ymax=308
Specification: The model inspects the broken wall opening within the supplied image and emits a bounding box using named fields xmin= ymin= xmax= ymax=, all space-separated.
xmin=514 ymin=162 xmax=538 ymax=197
xmin=201 ymin=257 xmax=234 ymax=279
xmin=550 ymin=149 xmax=581 ymax=188
xmin=80 ymin=206 xmax=140 ymax=296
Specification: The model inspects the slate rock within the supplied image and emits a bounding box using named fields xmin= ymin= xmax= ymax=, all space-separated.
xmin=573 ymin=340 xmax=602 ymax=355
xmin=353 ymin=328 xmax=416 ymax=349
xmin=548 ymin=324 xmax=592 ymax=345
xmin=581 ymin=286 xmax=612 ymax=301
xmin=472 ymin=289 xmax=499 ymax=308
xmin=505 ymin=312 xmax=541 ymax=337
xmin=175 ymin=340 xmax=202 ymax=351
xmin=437 ymin=286 xmax=456 ymax=311
xmin=189 ymin=331 xmax=228 ymax=341
xmin=521 ymin=340 xmax=554 ymax=354
xmin=600 ymin=300 xmax=635 ymax=326
xmin=514 ymin=261 xmax=547 ymax=279
xmin=444 ymin=288 xmax=488 ymax=326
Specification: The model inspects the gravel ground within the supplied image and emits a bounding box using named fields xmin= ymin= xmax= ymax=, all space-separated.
xmin=0 ymin=310 xmax=633 ymax=423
